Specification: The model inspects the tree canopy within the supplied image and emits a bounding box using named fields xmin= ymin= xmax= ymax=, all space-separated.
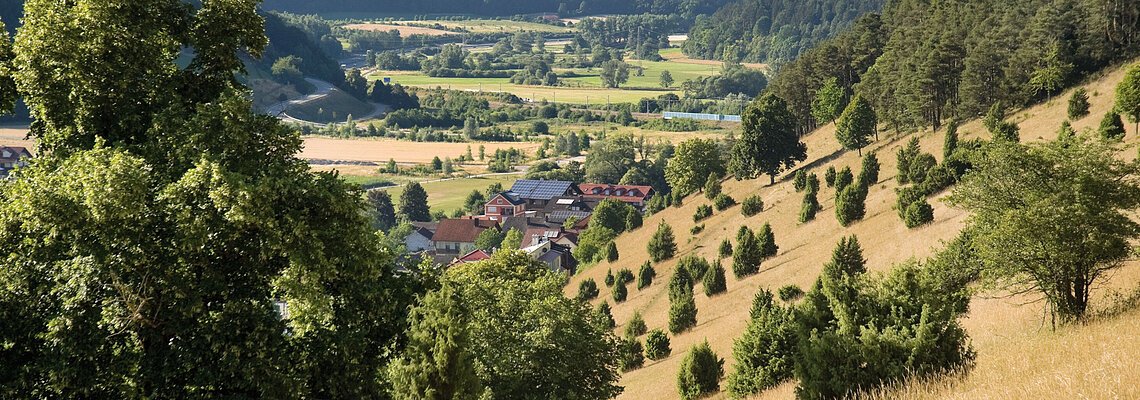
xmin=730 ymin=94 xmax=807 ymax=185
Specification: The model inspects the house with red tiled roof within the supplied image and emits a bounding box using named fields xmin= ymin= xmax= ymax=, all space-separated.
xmin=433 ymin=218 xmax=499 ymax=254
xmin=579 ymin=183 xmax=655 ymax=209
xmin=450 ymin=249 xmax=492 ymax=265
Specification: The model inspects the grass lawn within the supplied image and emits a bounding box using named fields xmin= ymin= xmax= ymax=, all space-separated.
xmin=380 ymin=173 xmax=523 ymax=215
xmin=370 ymin=54 xmax=722 ymax=104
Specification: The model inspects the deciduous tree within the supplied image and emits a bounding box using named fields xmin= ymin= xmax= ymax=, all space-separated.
xmin=730 ymin=94 xmax=807 ymax=185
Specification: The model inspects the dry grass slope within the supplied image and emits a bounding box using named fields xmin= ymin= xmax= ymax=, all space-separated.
xmin=564 ymin=61 xmax=1140 ymax=399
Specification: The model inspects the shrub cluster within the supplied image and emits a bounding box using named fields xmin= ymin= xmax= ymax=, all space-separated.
xmin=741 ymin=195 xmax=764 ymax=216
xmin=677 ymin=341 xmax=725 ymax=400
xmin=713 ymin=193 xmax=736 ymax=211
xmin=577 ymin=278 xmax=599 ymax=301
xmin=693 ymin=204 xmax=713 ymax=222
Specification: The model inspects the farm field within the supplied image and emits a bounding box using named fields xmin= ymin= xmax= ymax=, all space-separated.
xmin=342 ymin=23 xmax=454 ymax=36
xmin=386 ymin=19 xmax=574 ymax=34
xmin=379 ymin=173 xmax=523 ymax=214
xmin=566 ymin=61 xmax=1140 ymax=399
xmin=0 ymin=127 xmax=33 ymax=149
xmin=300 ymin=136 xmax=539 ymax=164
xmin=658 ymin=47 xmax=769 ymax=72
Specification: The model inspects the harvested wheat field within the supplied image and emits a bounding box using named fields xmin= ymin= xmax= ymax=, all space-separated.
xmin=300 ymin=136 xmax=540 ymax=164
xmin=341 ymin=23 xmax=454 ymax=36
xmin=0 ymin=127 xmax=33 ymax=149
xmin=566 ymin=61 xmax=1140 ymax=399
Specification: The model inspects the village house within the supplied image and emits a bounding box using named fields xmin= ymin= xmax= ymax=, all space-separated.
xmin=579 ymin=183 xmax=655 ymax=210
xmin=0 ymin=146 xmax=32 ymax=177
xmin=432 ymin=218 xmax=499 ymax=254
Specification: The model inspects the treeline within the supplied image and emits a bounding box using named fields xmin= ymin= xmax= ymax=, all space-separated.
xmin=769 ymin=0 xmax=1140 ymax=134
xmin=683 ymin=0 xmax=885 ymax=66
xmin=261 ymin=0 xmax=732 ymax=18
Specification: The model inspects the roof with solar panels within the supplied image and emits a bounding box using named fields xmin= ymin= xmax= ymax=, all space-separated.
xmin=507 ymin=180 xmax=581 ymax=201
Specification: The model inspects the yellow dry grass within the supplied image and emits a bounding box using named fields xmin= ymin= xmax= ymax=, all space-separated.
xmin=566 ymin=61 xmax=1140 ymax=400
xmin=299 ymin=136 xmax=540 ymax=164
xmin=0 ymin=127 xmax=33 ymax=150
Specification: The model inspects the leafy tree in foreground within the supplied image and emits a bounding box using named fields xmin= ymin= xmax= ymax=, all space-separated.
xmin=474 ymin=228 xmax=504 ymax=251
xmin=1 ymin=2 xmax=410 ymax=397
xmin=645 ymin=329 xmax=672 ymax=360
xmin=946 ymin=136 xmax=1140 ymax=323
xmin=834 ymin=94 xmax=876 ymax=155
xmin=501 ymin=228 xmax=523 ymax=250
xmin=731 ymin=93 xmax=807 ymax=185
xmin=677 ymin=341 xmax=724 ymax=400
xmin=389 ymin=287 xmax=484 ymax=400
xmin=648 ymin=221 xmax=678 ymax=262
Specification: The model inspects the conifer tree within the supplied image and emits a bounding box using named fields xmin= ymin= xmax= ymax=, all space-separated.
xmin=859 ymin=152 xmax=880 ymax=185
xmin=1115 ymin=63 xmax=1140 ymax=134
xmin=1067 ymin=88 xmax=1090 ymax=119
xmin=811 ymin=77 xmax=845 ymax=124
xmin=400 ymin=181 xmax=432 ymax=222
xmin=756 ymin=222 xmax=778 ymax=258
xmin=606 ymin=241 xmax=619 ymax=262
xmin=943 ymin=119 xmax=959 ymax=159
xmin=645 ymin=329 xmax=672 ymax=360
xmin=732 ymin=228 xmax=762 ymax=277
xmin=1100 ymin=111 xmax=1127 ymax=140
xmin=704 ymin=173 xmax=722 ymax=199
xmin=726 ymin=289 xmax=795 ymax=397
xmin=625 ymin=311 xmax=648 ymax=337
xmin=703 ymin=260 xmax=728 ymax=296
xmin=718 ymin=238 xmax=733 ymax=259
xmin=648 ymin=222 xmax=677 ymax=262
xmin=676 ymin=341 xmax=724 ymax=400
xmin=612 ymin=280 xmax=628 ymax=302
xmin=389 ymin=287 xmax=484 ymax=400
xmin=637 ymin=261 xmax=656 ymax=290
xmin=668 ymin=283 xmax=698 ymax=334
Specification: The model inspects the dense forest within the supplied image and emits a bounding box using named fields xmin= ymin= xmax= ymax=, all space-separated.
xmin=682 ymin=0 xmax=886 ymax=67
xmin=768 ymin=0 xmax=1140 ymax=134
xmin=261 ymin=0 xmax=732 ymax=18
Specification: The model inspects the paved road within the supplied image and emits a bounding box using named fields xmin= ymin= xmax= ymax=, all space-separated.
xmin=264 ymin=78 xmax=337 ymax=117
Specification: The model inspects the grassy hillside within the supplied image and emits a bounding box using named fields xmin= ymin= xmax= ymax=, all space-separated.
xmin=567 ymin=61 xmax=1140 ymax=399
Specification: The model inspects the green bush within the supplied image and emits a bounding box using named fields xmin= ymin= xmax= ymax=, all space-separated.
xmin=859 ymin=152 xmax=880 ymax=185
xmin=806 ymin=173 xmax=820 ymax=194
xmin=896 ymin=137 xmax=921 ymax=184
xmin=594 ymin=302 xmax=615 ymax=329
xmin=678 ymin=255 xmax=711 ymax=282
xmin=903 ymin=199 xmax=935 ymax=228
xmin=907 ymin=153 xmax=938 ymax=184
xmin=648 ymin=222 xmax=678 ymax=262
xmin=726 ymin=290 xmax=796 ymax=397
xmin=732 ymin=228 xmax=762 ymax=278
xmin=919 ymin=163 xmax=956 ymax=195
xmin=833 ymin=166 xmax=854 ymax=192
xmin=578 ymin=278 xmax=599 ymax=301
xmin=718 ymin=238 xmax=733 ymax=259
xmin=618 ymin=268 xmax=635 ymax=285
xmin=617 ymin=337 xmax=645 ymax=372
xmin=992 ymin=120 xmax=1020 ymax=142
xmin=637 ymin=261 xmax=656 ymax=290
xmin=713 ymin=193 xmax=736 ymax=211
xmin=799 ymin=190 xmax=819 ymax=223
xmin=668 ymin=284 xmax=698 ymax=334
xmin=835 ymin=184 xmax=867 ymax=227
xmin=793 ymin=170 xmax=808 ymax=192
xmin=741 ymin=195 xmax=764 ymax=216
xmin=824 ymin=166 xmax=837 ymax=187
xmin=606 ymin=241 xmax=619 ymax=262
xmin=612 ymin=280 xmax=628 ymax=302
xmin=604 ymin=269 xmax=615 ymax=287
xmin=1100 ymin=111 xmax=1126 ymax=140
xmin=756 ymin=222 xmax=778 ymax=259
xmin=645 ymin=329 xmax=672 ymax=360
xmin=895 ymin=186 xmax=925 ymax=220
xmin=690 ymin=224 xmax=705 ymax=235
xmin=677 ymin=341 xmax=725 ymax=400
xmin=625 ymin=311 xmax=648 ymax=337
xmin=777 ymin=285 xmax=803 ymax=302
xmin=693 ymin=204 xmax=713 ymax=222
xmin=703 ymin=260 xmax=727 ymax=296
xmin=1068 ymin=88 xmax=1090 ymax=119
xmin=704 ymin=173 xmax=722 ymax=200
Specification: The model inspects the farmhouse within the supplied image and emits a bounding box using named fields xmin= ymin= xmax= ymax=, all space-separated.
xmin=484 ymin=191 xmax=526 ymax=221
xmin=0 ymin=146 xmax=32 ymax=177
xmin=433 ymin=218 xmax=499 ymax=254
xmin=579 ymin=183 xmax=655 ymax=210
xmin=506 ymin=179 xmax=581 ymax=209
xmin=404 ymin=222 xmax=437 ymax=253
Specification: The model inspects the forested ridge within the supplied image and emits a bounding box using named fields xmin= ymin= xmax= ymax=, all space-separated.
xmin=768 ymin=0 xmax=1140 ymax=134
xmin=682 ymin=0 xmax=886 ymax=67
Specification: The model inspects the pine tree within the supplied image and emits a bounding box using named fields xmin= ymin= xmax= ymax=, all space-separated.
xmin=703 ymin=173 xmax=722 ymax=199
xmin=612 ymin=280 xmax=628 ymax=302
xmin=811 ymin=77 xmax=845 ymax=124
xmin=595 ymin=302 xmax=616 ymax=329
xmin=825 ymin=166 xmax=836 ymax=187
xmin=1115 ymin=63 xmax=1140 ymax=134
xmin=718 ymin=238 xmax=733 ymax=259
xmin=1067 ymin=88 xmax=1090 ymax=119
xmin=605 ymin=269 xmax=615 ymax=287
xmin=637 ymin=261 xmax=656 ymax=290
xmin=793 ymin=170 xmax=808 ymax=192
xmin=943 ymin=119 xmax=959 ymax=159
xmin=835 ymin=184 xmax=868 ymax=227
xmin=606 ymin=241 xmax=620 ymax=262
xmin=617 ymin=337 xmax=645 ymax=372
xmin=368 ymin=190 xmax=397 ymax=231
xmin=1100 ymin=111 xmax=1127 ymax=140
xmin=703 ymin=260 xmax=728 ymax=296
xmin=625 ymin=311 xmax=648 ymax=337
xmin=389 ymin=287 xmax=484 ymax=400
xmin=578 ymin=279 xmax=600 ymax=301
xmin=859 ymin=152 xmax=880 ymax=185
xmin=799 ymin=188 xmax=820 ymax=223
xmin=726 ymin=289 xmax=795 ymax=397
xmin=896 ymin=137 xmax=921 ymax=184
xmin=732 ymin=228 xmax=762 ymax=277
xmin=648 ymin=222 xmax=678 ymax=262
xmin=676 ymin=341 xmax=725 ymax=400
xmin=756 ymin=223 xmax=778 ymax=258
xmin=645 ymin=329 xmax=672 ymax=360
xmin=668 ymin=284 xmax=698 ymax=334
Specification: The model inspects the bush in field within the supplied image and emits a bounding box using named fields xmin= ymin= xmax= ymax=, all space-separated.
xmin=833 ymin=166 xmax=854 ymax=192
xmin=648 ymin=222 xmax=678 ymax=262
xmin=756 ymin=222 xmax=778 ymax=259
xmin=713 ymin=193 xmax=736 ymax=211
xmin=793 ymin=170 xmax=808 ymax=192
xmin=726 ymin=290 xmax=796 ymax=397
xmin=860 ymin=152 xmax=880 ymax=185
xmin=777 ymin=285 xmax=803 ymax=302
xmin=693 ymin=204 xmax=713 ymax=222
xmin=578 ymin=278 xmax=599 ymax=301
xmin=703 ymin=260 xmax=728 ymax=296
xmin=645 ymin=329 xmax=672 ymax=360
xmin=704 ymin=173 xmax=722 ymax=200
xmin=605 ymin=269 xmax=615 ymax=287
xmin=625 ymin=311 xmax=648 ymax=337
xmin=896 ymin=137 xmax=920 ymax=184
xmin=824 ymin=166 xmax=837 ymax=187
xmin=594 ymin=302 xmax=615 ymax=329
xmin=690 ymin=224 xmax=705 ymax=235
xmin=718 ymin=238 xmax=733 ymax=259
xmin=637 ymin=261 xmax=656 ymax=290
xmin=1068 ymin=88 xmax=1090 ymax=119
xmin=668 ymin=267 xmax=698 ymax=334
xmin=618 ymin=268 xmax=635 ymax=285
xmin=741 ymin=195 xmax=764 ymax=216
xmin=606 ymin=241 xmax=619 ymax=262
xmin=617 ymin=337 xmax=645 ymax=372
xmin=678 ymin=255 xmax=711 ymax=283
xmin=835 ymin=183 xmax=867 ymax=227
xmin=677 ymin=341 xmax=725 ymax=400
xmin=903 ymin=199 xmax=935 ymax=228
xmin=612 ymin=280 xmax=628 ymax=302
xmin=732 ymin=228 xmax=762 ymax=278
